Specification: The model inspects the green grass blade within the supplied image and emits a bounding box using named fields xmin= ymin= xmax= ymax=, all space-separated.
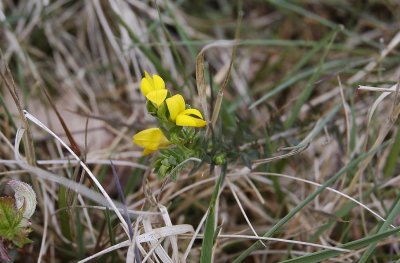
xmin=384 ymin=127 xmax=400 ymax=177
xmin=114 ymin=12 xmax=178 ymax=87
xmin=200 ymin=164 xmax=227 ymax=263
xmin=57 ymin=186 xmax=72 ymax=241
xmin=118 ymin=38 xmax=354 ymax=50
xmin=124 ymin=158 xmax=145 ymax=196
xmin=232 ymin=140 xmax=391 ymax=263
xmin=358 ymin=193 xmax=400 ymax=262
xmin=283 ymin=31 xmax=336 ymax=80
xmin=268 ymin=0 xmax=337 ymax=29
xmin=263 ymin=130 xmax=284 ymax=203
xmin=267 ymin=0 xmax=380 ymax=48
xmin=75 ymin=207 xmax=85 ymax=257
xmin=155 ymin=3 xmax=186 ymax=79
xmin=249 ymin=58 xmax=367 ymax=109
xmin=0 ymin=93 xmax=16 ymax=130
xmin=281 ymin=226 xmax=400 ymax=263
xmin=163 ymin=2 xmax=197 ymax=60
xmin=349 ymin=96 xmax=357 ymax=152
xmin=284 ymin=29 xmax=338 ymax=128
xmin=104 ymin=207 xmax=117 ymax=263
xmin=246 ymin=29 xmax=338 ymax=114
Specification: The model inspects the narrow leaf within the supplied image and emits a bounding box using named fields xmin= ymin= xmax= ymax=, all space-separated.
xmin=281 ymin=226 xmax=400 ymax=263
xmin=200 ymin=164 xmax=227 ymax=263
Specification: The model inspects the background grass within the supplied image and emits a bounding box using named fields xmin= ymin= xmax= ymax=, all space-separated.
xmin=1 ymin=0 xmax=400 ymax=262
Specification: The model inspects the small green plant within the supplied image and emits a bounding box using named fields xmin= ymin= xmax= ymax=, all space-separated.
xmin=132 ymin=71 xmax=261 ymax=180
xmin=0 ymin=180 xmax=36 ymax=262
xmin=132 ymin=71 xmax=207 ymax=178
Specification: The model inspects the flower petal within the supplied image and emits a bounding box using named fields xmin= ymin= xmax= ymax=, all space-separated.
xmin=132 ymin=128 xmax=170 ymax=151
xmin=140 ymin=77 xmax=152 ymax=96
xmin=166 ymin=94 xmax=186 ymax=121
xmin=143 ymin=148 xmax=156 ymax=156
xmin=140 ymin=72 xmax=166 ymax=97
xmin=144 ymin=71 xmax=152 ymax=81
xmin=176 ymin=114 xmax=207 ymax=127
xmin=146 ymin=89 xmax=168 ymax=107
xmin=180 ymin=108 xmax=204 ymax=119
xmin=153 ymin=74 xmax=165 ymax=90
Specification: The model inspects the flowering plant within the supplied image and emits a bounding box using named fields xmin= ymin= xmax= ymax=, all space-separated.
xmin=133 ymin=72 xmax=207 ymax=178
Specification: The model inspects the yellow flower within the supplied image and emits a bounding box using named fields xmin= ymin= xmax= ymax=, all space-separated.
xmin=166 ymin=94 xmax=207 ymax=127
xmin=140 ymin=71 xmax=168 ymax=107
xmin=132 ymin=128 xmax=170 ymax=155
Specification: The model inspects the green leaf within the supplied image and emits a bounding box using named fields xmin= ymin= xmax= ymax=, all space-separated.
xmin=0 ymin=197 xmax=22 ymax=239
xmin=58 ymin=186 xmax=72 ymax=241
xmin=384 ymin=127 xmax=400 ymax=177
xmin=0 ymin=197 xmax=31 ymax=248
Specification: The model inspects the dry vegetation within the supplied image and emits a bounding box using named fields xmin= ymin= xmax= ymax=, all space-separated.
xmin=1 ymin=0 xmax=400 ymax=262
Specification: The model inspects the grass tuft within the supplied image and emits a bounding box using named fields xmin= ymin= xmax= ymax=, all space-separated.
xmin=1 ymin=1 xmax=400 ymax=262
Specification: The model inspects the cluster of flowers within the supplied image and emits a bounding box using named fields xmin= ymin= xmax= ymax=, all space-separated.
xmin=133 ymin=72 xmax=206 ymax=155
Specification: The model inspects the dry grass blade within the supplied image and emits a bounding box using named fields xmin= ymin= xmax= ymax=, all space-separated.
xmin=227 ymin=180 xmax=267 ymax=247
xmin=209 ymin=17 xmax=242 ymax=128
xmin=39 ymin=85 xmax=81 ymax=156
xmin=37 ymin=186 xmax=49 ymax=263
xmin=77 ymin=240 xmax=131 ymax=263
xmin=191 ymin=233 xmax=350 ymax=252
xmin=253 ymin=143 xmax=309 ymax=166
xmin=2 ymin=2 xmax=400 ymax=262
xmin=23 ymin=110 xmax=130 ymax=236
xmin=195 ymin=40 xmax=238 ymax=124
xmin=250 ymin=173 xmax=394 ymax=228
xmin=1 ymin=61 xmax=32 ymax=144
xmin=0 ymin=57 xmax=42 ymax=197
xmin=350 ymin=31 xmax=400 ymax=83
xmin=346 ymin=80 xmax=400 ymax=196
xmin=196 ymin=47 xmax=209 ymax=122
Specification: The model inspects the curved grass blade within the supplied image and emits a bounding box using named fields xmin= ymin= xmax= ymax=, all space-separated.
xmin=281 ymin=226 xmax=400 ymax=263
xmin=233 ymin=140 xmax=392 ymax=263
xmin=358 ymin=193 xmax=400 ymax=262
